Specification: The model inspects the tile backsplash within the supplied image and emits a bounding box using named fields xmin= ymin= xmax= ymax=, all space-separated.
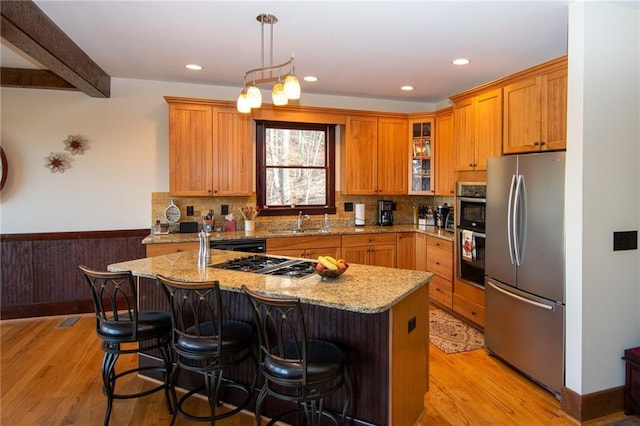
xmin=151 ymin=192 xmax=454 ymax=232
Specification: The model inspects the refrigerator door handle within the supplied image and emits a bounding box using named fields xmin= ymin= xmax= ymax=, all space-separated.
xmin=488 ymin=281 xmax=554 ymax=311
xmin=513 ymin=174 xmax=524 ymax=266
xmin=507 ymin=174 xmax=517 ymax=265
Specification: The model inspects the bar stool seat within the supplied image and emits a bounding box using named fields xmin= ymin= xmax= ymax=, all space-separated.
xmin=242 ymin=284 xmax=351 ymax=425
xmin=158 ymin=275 xmax=257 ymax=425
xmin=79 ymin=265 xmax=174 ymax=426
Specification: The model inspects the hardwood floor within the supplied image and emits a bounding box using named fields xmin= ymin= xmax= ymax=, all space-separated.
xmin=1 ymin=313 xmax=637 ymax=425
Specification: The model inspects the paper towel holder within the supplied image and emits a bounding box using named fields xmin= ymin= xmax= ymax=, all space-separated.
xmin=355 ymin=203 xmax=365 ymax=226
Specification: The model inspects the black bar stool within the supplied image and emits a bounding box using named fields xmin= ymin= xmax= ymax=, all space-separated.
xmin=157 ymin=275 xmax=257 ymax=425
xmin=79 ymin=265 xmax=173 ymax=426
xmin=242 ymin=285 xmax=351 ymax=425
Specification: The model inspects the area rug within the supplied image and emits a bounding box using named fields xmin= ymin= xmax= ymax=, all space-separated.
xmin=429 ymin=308 xmax=485 ymax=354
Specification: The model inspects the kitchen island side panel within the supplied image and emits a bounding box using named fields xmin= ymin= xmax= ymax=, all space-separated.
xmin=138 ymin=280 xmax=390 ymax=425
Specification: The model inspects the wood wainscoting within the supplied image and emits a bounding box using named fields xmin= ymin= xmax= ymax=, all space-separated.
xmin=0 ymin=229 xmax=149 ymax=319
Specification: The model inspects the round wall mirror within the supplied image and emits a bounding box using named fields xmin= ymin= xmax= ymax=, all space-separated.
xmin=0 ymin=147 xmax=7 ymax=191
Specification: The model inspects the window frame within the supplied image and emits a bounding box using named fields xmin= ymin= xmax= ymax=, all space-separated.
xmin=255 ymin=120 xmax=336 ymax=217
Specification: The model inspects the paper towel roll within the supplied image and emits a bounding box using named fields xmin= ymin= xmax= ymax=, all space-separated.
xmin=355 ymin=203 xmax=365 ymax=226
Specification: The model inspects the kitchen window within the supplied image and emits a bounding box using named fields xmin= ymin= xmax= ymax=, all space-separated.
xmin=256 ymin=121 xmax=336 ymax=216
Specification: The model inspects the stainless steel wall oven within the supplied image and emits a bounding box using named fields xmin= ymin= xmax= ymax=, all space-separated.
xmin=456 ymin=182 xmax=486 ymax=286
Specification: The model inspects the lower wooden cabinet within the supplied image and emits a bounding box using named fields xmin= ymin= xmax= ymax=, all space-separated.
xmin=267 ymin=235 xmax=341 ymax=259
xmin=146 ymin=241 xmax=198 ymax=257
xmin=426 ymin=236 xmax=453 ymax=309
xmin=429 ymin=275 xmax=453 ymax=307
xmin=415 ymin=233 xmax=428 ymax=272
xmin=341 ymin=233 xmax=397 ymax=268
xmin=396 ymin=232 xmax=415 ymax=270
xmin=453 ymin=279 xmax=485 ymax=327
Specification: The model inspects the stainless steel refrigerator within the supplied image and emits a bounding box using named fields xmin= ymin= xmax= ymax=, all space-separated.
xmin=485 ymin=151 xmax=565 ymax=397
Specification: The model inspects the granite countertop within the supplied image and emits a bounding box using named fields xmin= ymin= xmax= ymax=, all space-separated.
xmin=108 ymin=249 xmax=432 ymax=314
xmin=143 ymin=224 xmax=455 ymax=245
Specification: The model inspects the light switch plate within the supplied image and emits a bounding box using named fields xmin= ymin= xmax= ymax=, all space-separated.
xmin=613 ymin=231 xmax=637 ymax=251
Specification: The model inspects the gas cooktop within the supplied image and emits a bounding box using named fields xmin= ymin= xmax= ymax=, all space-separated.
xmin=210 ymin=255 xmax=317 ymax=279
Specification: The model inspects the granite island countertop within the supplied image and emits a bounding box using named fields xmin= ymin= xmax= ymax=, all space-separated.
xmin=108 ymin=249 xmax=432 ymax=314
xmin=142 ymin=224 xmax=454 ymax=245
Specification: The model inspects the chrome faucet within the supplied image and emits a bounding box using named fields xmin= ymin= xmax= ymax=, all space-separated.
xmin=296 ymin=211 xmax=310 ymax=232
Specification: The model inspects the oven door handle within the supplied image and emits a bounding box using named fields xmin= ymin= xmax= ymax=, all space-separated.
xmin=456 ymin=196 xmax=487 ymax=203
xmin=457 ymin=229 xmax=485 ymax=239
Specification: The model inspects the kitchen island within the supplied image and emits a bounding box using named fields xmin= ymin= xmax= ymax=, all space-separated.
xmin=108 ymin=249 xmax=432 ymax=425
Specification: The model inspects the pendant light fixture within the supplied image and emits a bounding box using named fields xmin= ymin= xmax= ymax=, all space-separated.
xmin=237 ymin=13 xmax=301 ymax=113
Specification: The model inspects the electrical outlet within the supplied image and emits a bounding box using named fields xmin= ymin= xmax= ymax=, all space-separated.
xmin=344 ymin=202 xmax=354 ymax=212
xmin=221 ymin=205 xmax=229 ymax=215
xmin=407 ymin=316 xmax=416 ymax=334
xmin=186 ymin=206 xmax=194 ymax=216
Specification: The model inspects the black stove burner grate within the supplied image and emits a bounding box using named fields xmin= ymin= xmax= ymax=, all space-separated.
xmin=210 ymin=255 xmax=316 ymax=279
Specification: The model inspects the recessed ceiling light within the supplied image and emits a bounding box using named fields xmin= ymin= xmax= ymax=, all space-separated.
xmin=185 ymin=64 xmax=203 ymax=70
xmin=303 ymin=76 xmax=318 ymax=82
xmin=401 ymin=85 xmax=414 ymax=91
xmin=452 ymin=58 xmax=470 ymax=66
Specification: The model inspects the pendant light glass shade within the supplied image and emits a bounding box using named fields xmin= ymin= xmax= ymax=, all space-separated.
xmin=284 ymin=75 xmax=301 ymax=100
xmin=237 ymin=92 xmax=252 ymax=113
xmin=246 ymin=85 xmax=262 ymax=108
xmin=272 ymin=82 xmax=288 ymax=106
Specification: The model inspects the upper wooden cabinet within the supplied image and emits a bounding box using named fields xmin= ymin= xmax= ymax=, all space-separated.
xmin=503 ymin=64 xmax=567 ymax=154
xmin=434 ymin=108 xmax=455 ymax=196
xmin=213 ymin=108 xmax=254 ymax=196
xmin=452 ymin=88 xmax=503 ymax=172
xmin=167 ymin=101 xmax=253 ymax=196
xmin=168 ymin=103 xmax=213 ymax=196
xmin=342 ymin=115 xmax=408 ymax=195
xmin=408 ymin=117 xmax=434 ymax=195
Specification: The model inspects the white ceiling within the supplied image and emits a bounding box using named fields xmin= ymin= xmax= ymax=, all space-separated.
xmin=1 ymin=1 xmax=573 ymax=104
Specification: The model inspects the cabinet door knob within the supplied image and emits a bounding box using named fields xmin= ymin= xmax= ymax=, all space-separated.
xmin=540 ymin=141 xmax=546 ymax=146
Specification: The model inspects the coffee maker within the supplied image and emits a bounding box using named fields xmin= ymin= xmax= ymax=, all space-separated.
xmin=435 ymin=204 xmax=450 ymax=230
xmin=377 ymin=200 xmax=394 ymax=226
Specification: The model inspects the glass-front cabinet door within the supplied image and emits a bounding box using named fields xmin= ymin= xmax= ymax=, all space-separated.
xmin=409 ymin=118 xmax=434 ymax=194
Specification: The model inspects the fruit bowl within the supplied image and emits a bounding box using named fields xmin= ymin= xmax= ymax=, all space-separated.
xmin=313 ymin=263 xmax=348 ymax=280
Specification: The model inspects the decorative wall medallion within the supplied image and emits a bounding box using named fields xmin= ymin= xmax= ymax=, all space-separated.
xmin=45 ymin=152 xmax=72 ymax=173
xmin=63 ymin=134 xmax=88 ymax=155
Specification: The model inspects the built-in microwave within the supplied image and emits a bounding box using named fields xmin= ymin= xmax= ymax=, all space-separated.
xmin=456 ymin=182 xmax=486 ymax=233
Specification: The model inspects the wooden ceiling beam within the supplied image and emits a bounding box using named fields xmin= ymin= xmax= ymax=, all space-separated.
xmin=1 ymin=67 xmax=78 ymax=91
xmin=0 ymin=1 xmax=110 ymax=98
